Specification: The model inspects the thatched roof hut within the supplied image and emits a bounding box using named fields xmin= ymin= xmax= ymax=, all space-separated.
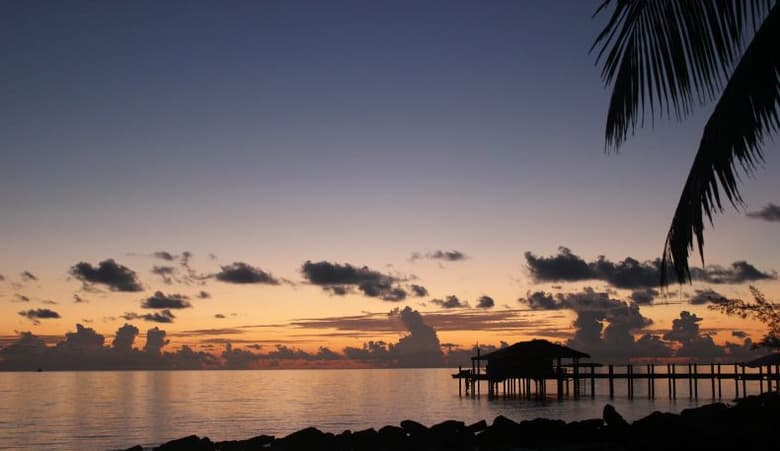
xmin=472 ymin=339 xmax=589 ymax=380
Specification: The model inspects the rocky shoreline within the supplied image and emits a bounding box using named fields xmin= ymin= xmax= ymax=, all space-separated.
xmin=124 ymin=392 xmax=780 ymax=450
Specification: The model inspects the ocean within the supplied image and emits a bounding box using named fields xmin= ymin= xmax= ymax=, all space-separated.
xmin=0 ymin=368 xmax=747 ymax=450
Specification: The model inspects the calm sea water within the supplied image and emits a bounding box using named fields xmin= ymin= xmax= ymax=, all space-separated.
xmin=0 ymin=368 xmax=753 ymax=450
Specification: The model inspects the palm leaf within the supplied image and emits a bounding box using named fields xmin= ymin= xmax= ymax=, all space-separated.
xmin=592 ymin=0 xmax=773 ymax=150
xmin=661 ymin=3 xmax=780 ymax=285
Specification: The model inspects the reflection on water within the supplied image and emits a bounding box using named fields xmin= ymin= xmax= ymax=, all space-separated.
xmin=0 ymin=368 xmax=754 ymax=450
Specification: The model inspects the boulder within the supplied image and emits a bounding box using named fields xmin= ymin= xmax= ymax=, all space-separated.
xmin=215 ymin=434 xmax=274 ymax=450
xmin=377 ymin=425 xmax=406 ymax=449
xmin=272 ymin=427 xmax=333 ymax=451
xmin=603 ymin=404 xmax=629 ymax=431
xmin=351 ymin=428 xmax=378 ymax=450
xmin=155 ymin=435 xmax=215 ymax=451
xmin=465 ymin=419 xmax=487 ymax=434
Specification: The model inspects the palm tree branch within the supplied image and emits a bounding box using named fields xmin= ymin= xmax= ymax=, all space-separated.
xmin=661 ymin=3 xmax=780 ymax=285
xmin=593 ymin=0 xmax=773 ymax=150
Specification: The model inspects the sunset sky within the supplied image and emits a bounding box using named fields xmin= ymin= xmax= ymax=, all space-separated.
xmin=1 ymin=1 xmax=778 ymax=369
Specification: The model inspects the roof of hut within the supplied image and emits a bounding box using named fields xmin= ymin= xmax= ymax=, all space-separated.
xmin=472 ymin=339 xmax=589 ymax=361
xmin=744 ymin=352 xmax=780 ymax=367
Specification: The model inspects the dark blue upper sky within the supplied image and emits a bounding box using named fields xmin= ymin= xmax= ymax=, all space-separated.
xmin=1 ymin=0 xmax=777 ymax=275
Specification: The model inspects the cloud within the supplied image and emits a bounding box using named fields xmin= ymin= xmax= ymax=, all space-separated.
xmin=121 ymin=310 xmax=176 ymax=323
xmin=689 ymin=261 xmax=776 ymax=284
xmin=430 ymin=295 xmax=468 ymax=309
xmin=215 ymin=262 xmax=279 ymax=285
xmin=153 ymin=251 xmax=177 ymax=261
xmin=747 ymin=203 xmax=780 ymax=222
xmin=689 ymin=289 xmax=728 ymax=305
xmin=20 ymin=271 xmax=38 ymax=282
xmin=143 ymin=327 xmax=168 ymax=354
xmin=476 ymin=295 xmax=495 ymax=309
xmin=410 ymin=250 xmax=468 ymax=262
xmin=732 ymin=330 xmax=748 ymax=339
xmin=18 ymin=308 xmax=61 ymax=324
xmin=663 ymin=311 xmax=724 ymax=358
xmin=112 ymin=323 xmax=139 ymax=352
xmin=392 ymin=307 xmax=443 ymax=366
xmin=172 ymin=328 xmax=245 ymax=337
xmin=73 ymin=294 xmax=88 ymax=303
xmin=288 ymin=308 xmax=560 ymax=336
xmin=524 ymin=291 xmax=562 ymax=310
xmin=141 ymin=291 xmax=192 ymax=309
xmin=197 ymin=291 xmax=211 ymax=299
xmin=342 ymin=307 xmax=443 ymax=367
xmin=409 ymin=284 xmax=429 ymax=297
xmin=214 ymin=314 xmax=226 ymax=319
xmin=47 ymin=325 xmax=103 ymax=350
xmin=60 ymin=325 xmax=105 ymax=350
xmin=70 ymin=259 xmax=143 ymax=292
xmin=150 ymin=265 xmax=177 ymax=284
xmin=0 ymin=325 xmax=219 ymax=370
xmin=525 ymin=247 xmax=594 ymax=282
xmin=14 ymin=294 xmax=31 ymax=303
xmin=41 ymin=300 xmax=58 ymax=305
xmin=301 ymin=260 xmax=408 ymax=301
xmin=0 ymin=274 xmax=4 ymax=281
xmin=522 ymin=287 xmax=665 ymax=360
xmin=629 ymin=288 xmax=659 ymax=304
xmin=526 ymin=247 xmax=776 ymax=289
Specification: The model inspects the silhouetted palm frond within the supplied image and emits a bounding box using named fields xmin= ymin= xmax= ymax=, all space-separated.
xmin=662 ymin=3 xmax=780 ymax=284
xmin=593 ymin=0 xmax=772 ymax=149
xmin=593 ymin=0 xmax=779 ymax=285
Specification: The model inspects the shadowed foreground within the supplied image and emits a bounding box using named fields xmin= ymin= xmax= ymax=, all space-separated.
xmin=124 ymin=392 xmax=780 ymax=451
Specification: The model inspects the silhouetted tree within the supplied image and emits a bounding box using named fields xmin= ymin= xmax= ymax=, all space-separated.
xmin=592 ymin=1 xmax=780 ymax=285
xmin=710 ymin=286 xmax=780 ymax=349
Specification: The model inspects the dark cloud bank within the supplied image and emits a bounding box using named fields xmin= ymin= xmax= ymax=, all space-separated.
xmin=0 ymin=324 xmax=223 ymax=370
xmin=525 ymin=247 xmax=776 ymax=290
xmin=0 ymin=307 xmax=451 ymax=370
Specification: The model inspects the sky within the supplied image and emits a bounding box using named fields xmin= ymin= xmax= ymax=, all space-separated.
xmin=1 ymin=1 xmax=779 ymax=370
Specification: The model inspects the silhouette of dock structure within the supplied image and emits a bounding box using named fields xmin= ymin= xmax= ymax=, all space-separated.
xmin=452 ymin=339 xmax=780 ymax=400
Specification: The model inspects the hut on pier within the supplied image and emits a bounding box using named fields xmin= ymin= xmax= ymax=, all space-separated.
xmin=462 ymin=339 xmax=590 ymax=398
xmin=475 ymin=339 xmax=589 ymax=380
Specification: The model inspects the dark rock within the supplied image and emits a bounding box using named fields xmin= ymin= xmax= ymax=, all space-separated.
xmin=631 ymin=411 xmax=682 ymax=436
xmin=400 ymin=420 xmax=431 ymax=450
xmin=603 ymin=404 xmax=629 ymax=431
xmin=681 ymin=402 xmax=728 ymax=420
xmin=351 ymin=428 xmax=378 ymax=451
xmin=476 ymin=415 xmax=520 ymax=449
xmin=430 ymin=419 xmax=473 ymax=450
xmin=377 ymin=425 xmax=406 ymax=449
xmin=215 ymin=434 xmax=274 ymax=450
xmin=564 ymin=418 xmax=604 ymax=444
xmin=331 ymin=430 xmax=352 ymax=451
xmin=516 ymin=418 xmax=567 ymax=447
xmin=155 ymin=435 xmax=215 ymax=451
xmin=430 ymin=419 xmax=465 ymax=435
xmin=272 ymin=427 xmax=333 ymax=451
xmin=400 ymin=419 xmax=428 ymax=437
xmin=465 ymin=419 xmax=487 ymax=434
xmin=491 ymin=415 xmax=520 ymax=431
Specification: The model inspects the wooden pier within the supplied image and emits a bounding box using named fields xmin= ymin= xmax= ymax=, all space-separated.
xmin=452 ymin=340 xmax=780 ymax=401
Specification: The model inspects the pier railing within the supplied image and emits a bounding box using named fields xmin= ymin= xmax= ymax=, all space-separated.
xmin=452 ymin=362 xmax=780 ymax=400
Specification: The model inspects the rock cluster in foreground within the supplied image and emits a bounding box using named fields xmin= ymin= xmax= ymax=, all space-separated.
xmin=124 ymin=392 xmax=780 ymax=451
